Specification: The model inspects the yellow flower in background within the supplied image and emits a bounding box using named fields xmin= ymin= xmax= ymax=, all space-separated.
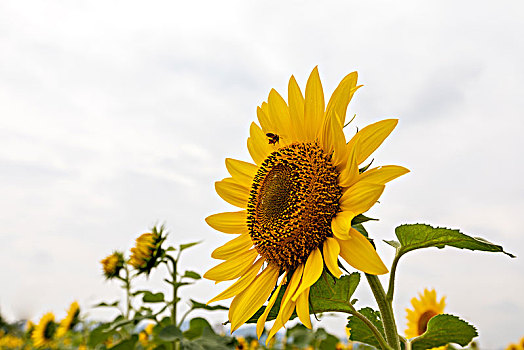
xmin=32 ymin=312 xmax=57 ymax=348
xmin=204 ymin=67 xmax=408 ymax=343
xmin=0 ymin=334 xmax=24 ymax=349
xmin=405 ymin=288 xmax=446 ymax=349
xmin=236 ymin=336 xmax=248 ymax=350
xmin=26 ymin=319 xmax=35 ymax=335
xmin=101 ymin=251 xmax=125 ymax=279
xmin=139 ymin=323 xmax=154 ymax=346
xmin=56 ymin=301 xmax=80 ymax=337
xmin=130 ymin=226 xmax=166 ymax=274
xmin=505 ymin=337 xmax=524 ymax=350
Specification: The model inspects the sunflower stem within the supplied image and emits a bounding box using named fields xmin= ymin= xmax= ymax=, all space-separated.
xmin=366 ymin=274 xmax=401 ymax=350
xmin=386 ymin=254 xmax=401 ymax=303
xmin=165 ymin=255 xmax=178 ymax=325
xmin=124 ymin=265 xmax=132 ymax=319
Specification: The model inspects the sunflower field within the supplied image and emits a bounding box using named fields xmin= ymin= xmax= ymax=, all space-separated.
xmin=0 ymin=69 xmax=519 ymax=350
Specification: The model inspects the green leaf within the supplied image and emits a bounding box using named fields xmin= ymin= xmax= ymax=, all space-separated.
xmin=142 ymin=291 xmax=165 ymax=303
xmin=88 ymin=324 xmax=114 ymax=346
xmin=286 ymin=324 xmax=313 ymax=348
xmin=164 ymin=279 xmax=192 ymax=288
xmin=246 ymin=270 xmax=360 ymax=324
xmin=411 ymin=314 xmax=478 ymax=350
xmin=183 ymin=317 xmax=215 ymax=340
xmin=183 ymin=271 xmax=202 ymax=280
xmin=309 ymin=271 xmax=361 ymax=314
xmin=189 ymin=299 xmax=228 ymax=311
xmin=157 ymin=325 xmax=183 ymax=342
xmin=395 ymin=224 xmax=515 ymax=257
xmin=347 ymin=307 xmax=385 ymax=349
xmin=383 ymin=240 xmax=401 ymax=249
xmin=352 ymin=214 xmax=378 ymax=225
xmin=93 ymin=300 xmax=119 ymax=308
xmin=108 ymin=335 xmax=138 ymax=350
xmin=180 ymin=241 xmax=202 ymax=252
xmin=352 ymin=223 xmax=369 ymax=237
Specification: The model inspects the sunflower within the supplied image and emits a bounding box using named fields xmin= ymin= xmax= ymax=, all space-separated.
xmin=204 ymin=67 xmax=408 ymax=342
xmin=129 ymin=226 xmax=166 ymax=274
xmin=56 ymin=301 xmax=80 ymax=337
xmin=26 ymin=320 xmax=35 ymax=336
xmin=32 ymin=312 xmax=57 ymax=348
xmin=100 ymin=251 xmax=125 ymax=279
xmin=139 ymin=323 xmax=154 ymax=347
xmin=405 ymin=288 xmax=446 ymax=344
xmin=0 ymin=334 xmax=24 ymax=349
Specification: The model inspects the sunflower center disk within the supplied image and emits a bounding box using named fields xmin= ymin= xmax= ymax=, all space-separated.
xmin=247 ymin=142 xmax=342 ymax=271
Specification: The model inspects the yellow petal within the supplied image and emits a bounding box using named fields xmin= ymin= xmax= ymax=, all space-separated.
xmin=338 ymin=142 xmax=359 ymax=187
xmin=325 ymin=72 xmax=359 ymax=126
xmin=288 ymin=75 xmax=305 ymax=139
xmin=215 ymin=178 xmax=250 ymax=209
xmin=211 ymin=234 xmax=253 ymax=260
xmin=331 ymin=211 xmax=355 ymax=240
xmin=336 ymin=228 xmax=388 ymax=275
xmin=332 ymin=112 xmax=349 ymax=169
xmin=319 ymin=113 xmax=335 ymax=155
xmin=292 ymin=248 xmax=323 ymax=302
xmin=205 ymin=211 xmax=248 ymax=234
xmin=207 ymin=258 xmax=264 ymax=304
xmin=281 ymin=264 xmax=304 ymax=312
xmin=267 ymin=286 xmax=296 ymax=344
xmin=247 ymin=122 xmax=273 ymax=165
xmin=230 ymin=264 xmax=280 ymax=332
xmin=256 ymin=273 xmax=287 ymax=338
xmin=340 ymin=182 xmax=385 ymax=214
xmin=225 ymin=158 xmax=258 ymax=188
xmin=296 ymin=287 xmax=312 ymax=329
xmin=268 ymin=89 xmax=295 ymax=143
xmin=204 ymin=249 xmax=258 ymax=281
xmin=359 ymin=165 xmax=410 ymax=185
xmin=257 ymin=105 xmax=274 ymax=134
xmin=304 ymin=66 xmax=325 ymax=140
xmin=323 ymin=237 xmax=342 ymax=278
xmin=347 ymin=119 xmax=398 ymax=165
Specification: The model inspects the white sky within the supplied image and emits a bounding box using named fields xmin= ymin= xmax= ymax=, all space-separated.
xmin=1 ymin=0 xmax=523 ymax=348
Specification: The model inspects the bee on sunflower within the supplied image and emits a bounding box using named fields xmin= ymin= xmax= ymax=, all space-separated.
xmin=32 ymin=312 xmax=57 ymax=348
xmin=204 ymin=67 xmax=408 ymax=342
xmin=129 ymin=225 xmax=167 ymax=275
xmin=56 ymin=301 xmax=80 ymax=338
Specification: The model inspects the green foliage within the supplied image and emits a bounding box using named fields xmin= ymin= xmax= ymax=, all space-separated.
xmin=109 ymin=335 xmax=138 ymax=350
xmin=347 ymin=307 xmax=385 ymax=349
xmin=351 ymin=214 xmax=378 ymax=225
xmin=157 ymin=325 xmax=182 ymax=342
xmin=283 ymin=324 xmax=340 ymax=350
xmin=411 ymin=314 xmax=478 ymax=350
xmin=183 ymin=271 xmax=202 ymax=280
xmin=142 ymin=291 xmax=165 ymax=303
xmin=179 ymin=241 xmax=201 ymax=252
xmin=309 ymin=271 xmax=361 ymax=314
xmin=394 ymin=224 xmax=515 ymax=257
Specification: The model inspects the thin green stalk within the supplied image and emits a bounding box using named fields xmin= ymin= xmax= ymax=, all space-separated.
xmin=122 ymin=265 xmax=132 ymax=319
xmin=366 ymin=274 xmax=401 ymax=350
xmin=165 ymin=255 xmax=178 ymax=325
xmin=386 ymin=254 xmax=401 ymax=303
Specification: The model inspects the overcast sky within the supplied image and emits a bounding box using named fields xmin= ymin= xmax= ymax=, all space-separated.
xmin=1 ymin=1 xmax=523 ymax=348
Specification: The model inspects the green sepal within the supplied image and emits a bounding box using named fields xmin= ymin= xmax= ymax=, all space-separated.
xmin=411 ymin=314 xmax=478 ymax=350
xmin=352 ymin=214 xmax=378 ymax=225
xmin=395 ymin=224 xmax=515 ymax=257
xmin=189 ymin=299 xmax=228 ymax=311
xmin=180 ymin=241 xmax=202 ymax=252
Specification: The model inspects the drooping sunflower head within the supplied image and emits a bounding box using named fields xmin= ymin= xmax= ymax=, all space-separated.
xmin=32 ymin=312 xmax=57 ymax=348
xmin=100 ymin=251 xmax=125 ymax=279
xmin=204 ymin=67 xmax=408 ymax=343
xmin=56 ymin=301 xmax=80 ymax=338
xmin=405 ymin=288 xmax=446 ymax=339
xmin=129 ymin=225 xmax=167 ymax=274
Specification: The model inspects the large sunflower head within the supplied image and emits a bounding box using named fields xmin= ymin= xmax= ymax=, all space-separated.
xmin=405 ymin=288 xmax=446 ymax=339
xmin=129 ymin=226 xmax=167 ymax=275
xmin=56 ymin=301 xmax=80 ymax=338
xmin=32 ymin=312 xmax=57 ymax=348
xmin=204 ymin=67 xmax=408 ymax=343
xmin=100 ymin=251 xmax=125 ymax=279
